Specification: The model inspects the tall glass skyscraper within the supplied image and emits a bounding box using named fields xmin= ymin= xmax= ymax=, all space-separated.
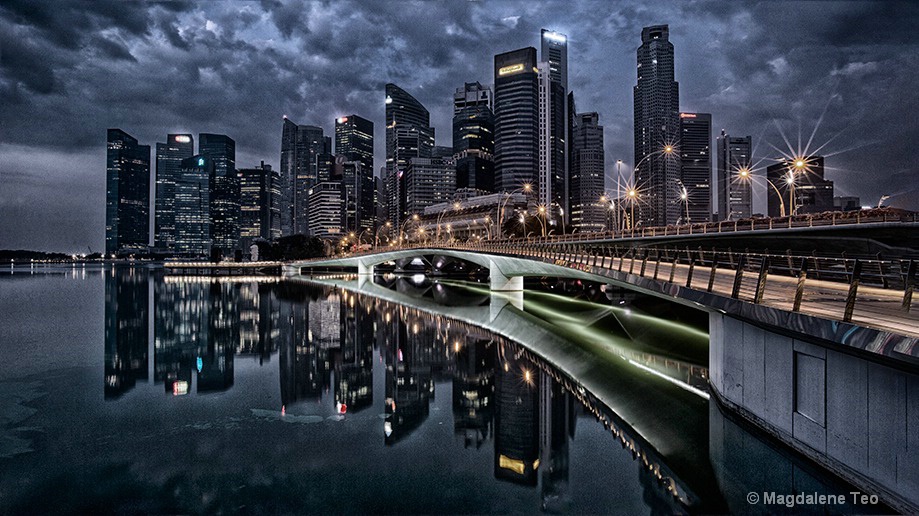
xmin=280 ymin=118 xmax=327 ymax=236
xmin=678 ymin=113 xmax=712 ymax=223
xmin=634 ymin=25 xmax=680 ymax=227
xmin=335 ymin=115 xmax=375 ymax=232
xmin=239 ymin=161 xmax=281 ymax=251
xmin=105 ymin=129 xmax=151 ymax=255
xmin=541 ymin=29 xmax=569 ymax=224
xmin=716 ymin=131 xmax=753 ymax=221
xmin=494 ymin=47 xmax=539 ymax=194
xmin=453 ymin=82 xmax=495 ymax=194
xmin=154 ymin=134 xmax=193 ymax=251
xmin=385 ymin=83 xmax=434 ymax=231
xmin=570 ymin=112 xmax=605 ymax=232
xmin=174 ymin=155 xmax=213 ymax=256
xmin=199 ymin=133 xmax=238 ymax=256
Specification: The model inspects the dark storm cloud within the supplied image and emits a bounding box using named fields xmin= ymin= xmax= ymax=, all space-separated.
xmin=0 ymin=0 xmax=917 ymax=252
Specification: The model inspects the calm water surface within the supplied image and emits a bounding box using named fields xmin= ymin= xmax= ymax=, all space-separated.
xmin=0 ymin=264 xmax=882 ymax=514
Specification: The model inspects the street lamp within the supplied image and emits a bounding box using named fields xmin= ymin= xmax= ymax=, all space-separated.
xmin=375 ymin=221 xmax=392 ymax=249
xmin=497 ymin=183 xmax=533 ymax=239
xmin=678 ymin=183 xmax=689 ymax=224
xmin=536 ymin=205 xmax=547 ymax=237
xmin=626 ymin=188 xmax=638 ymax=236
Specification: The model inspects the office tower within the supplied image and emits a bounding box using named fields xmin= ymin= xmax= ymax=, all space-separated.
xmin=105 ymin=129 xmax=151 ymax=255
xmin=375 ymin=173 xmax=386 ymax=230
xmin=199 ymin=133 xmax=238 ymax=256
xmin=678 ymin=113 xmax=711 ymax=224
xmin=634 ymin=25 xmax=680 ymax=227
xmin=494 ymin=343 xmax=539 ymax=486
xmin=766 ymin=156 xmax=833 ymax=217
xmin=280 ymin=118 xmax=326 ymax=236
xmin=538 ymin=62 xmax=552 ymax=209
xmin=453 ymin=82 xmax=495 ymax=194
xmin=154 ymin=134 xmax=193 ymax=250
xmin=239 ymin=161 xmax=281 ymax=251
xmin=337 ymin=158 xmax=370 ymax=234
xmin=174 ymin=155 xmax=214 ymax=256
xmin=494 ymin=47 xmax=539 ymax=194
xmin=307 ymin=182 xmax=344 ymax=239
xmin=570 ymin=112 xmax=605 ymax=232
xmin=716 ymin=131 xmax=753 ymax=221
xmin=541 ymin=29 xmax=569 ymax=224
xmin=336 ymin=115 xmax=375 ymax=232
xmin=385 ymin=83 xmax=434 ymax=231
xmin=404 ymin=156 xmax=457 ymax=217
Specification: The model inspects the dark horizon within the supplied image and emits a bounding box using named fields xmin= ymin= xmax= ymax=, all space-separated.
xmin=2 ymin=0 xmax=918 ymax=252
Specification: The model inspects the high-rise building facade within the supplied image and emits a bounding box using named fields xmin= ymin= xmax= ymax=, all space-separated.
xmin=570 ymin=112 xmax=605 ymax=232
xmin=174 ymin=155 xmax=214 ymax=256
xmin=280 ymin=118 xmax=327 ymax=237
xmin=385 ymin=83 xmax=434 ymax=232
xmin=494 ymin=47 xmax=539 ymax=194
xmin=239 ymin=161 xmax=281 ymax=251
xmin=154 ymin=134 xmax=193 ymax=250
xmin=307 ymin=182 xmax=344 ymax=239
xmin=540 ymin=29 xmax=569 ymax=224
xmin=678 ymin=113 xmax=711 ymax=224
xmin=199 ymin=133 xmax=238 ymax=256
xmin=336 ymin=115 xmax=375 ymax=232
xmin=404 ymin=156 xmax=457 ymax=218
xmin=767 ymin=156 xmax=833 ymax=217
xmin=634 ymin=25 xmax=680 ymax=227
xmin=105 ymin=129 xmax=151 ymax=255
xmin=453 ymin=82 xmax=494 ymax=195
xmin=716 ymin=131 xmax=753 ymax=221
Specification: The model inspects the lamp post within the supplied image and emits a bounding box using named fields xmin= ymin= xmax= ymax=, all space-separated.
xmin=678 ymin=183 xmax=689 ymax=225
xmin=497 ymin=183 xmax=533 ymax=239
xmin=626 ymin=188 xmax=638 ymax=236
xmin=436 ymin=201 xmax=461 ymax=243
xmin=536 ymin=205 xmax=547 ymax=237
xmin=375 ymin=221 xmax=392 ymax=249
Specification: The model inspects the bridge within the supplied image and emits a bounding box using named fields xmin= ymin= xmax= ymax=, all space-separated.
xmin=287 ymin=217 xmax=919 ymax=512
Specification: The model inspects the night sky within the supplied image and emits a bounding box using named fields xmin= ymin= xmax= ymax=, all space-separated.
xmin=1 ymin=0 xmax=917 ymax=252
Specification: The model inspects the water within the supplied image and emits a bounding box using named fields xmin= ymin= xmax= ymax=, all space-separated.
xmin=0 ymin=265 xmax=886 ymax=514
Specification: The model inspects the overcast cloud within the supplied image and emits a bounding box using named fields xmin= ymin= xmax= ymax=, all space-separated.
xmin=1 ymin=0 xmax=917 ymax=252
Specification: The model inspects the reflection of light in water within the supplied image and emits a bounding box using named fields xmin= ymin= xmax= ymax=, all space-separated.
xmin=410 ymin=258 xmax=424 ymax=265
xmin=411 ymin=274 xmax=425 ymax=284
xmin=628 ymin=360 xmax=709 ymax=399
xmin=384 ymin=421 xmax=393 ymax=437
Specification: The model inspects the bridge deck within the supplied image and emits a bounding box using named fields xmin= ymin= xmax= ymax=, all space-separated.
xmin=537 ymin=251 xmax=919 ymax=340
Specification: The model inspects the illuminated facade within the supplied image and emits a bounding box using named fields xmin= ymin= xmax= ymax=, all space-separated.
xmin=174 ymin=155 xmax=213 ymax=256
xmin=199 ymin=133 xmax=238 ymax=256
xmin=154 ymin=133 xmax=194 ymax=250
xmin=307 ymin=181 xmax=344 ymax=239
xmin=105 ymin=129 xmax=151 ymax=255
xmin=716 ymin=131 xmax=753 ymax=221
xmin=570 ymin=112 xmax=606 ymax=232
xmin=280 ymin=118 xmax=328 ymax=236
xmin=634 ymin=25 xmax=681 ymax=227
xmin=335 ymin=115 xmax=375 ymax=232
xmin=239 ymin=161 xmax=281 ymax=251
xmin=678 ymin=113 xmax=712 ymax=223
xmin=385 ymin=84 xmax=434 ymax=233
xmin=540 ymin=29 xmax=569 ymax=225
xmin=404 ymin=156 xmax=457 ymax=218
xmin=494 ymin=47 xmax=539 ymax=194
xmin=453 ymin=82 xmax=495 ymax=193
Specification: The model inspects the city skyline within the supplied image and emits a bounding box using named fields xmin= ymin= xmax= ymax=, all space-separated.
xmin=2 ymin=1 xmax=918 ymax=251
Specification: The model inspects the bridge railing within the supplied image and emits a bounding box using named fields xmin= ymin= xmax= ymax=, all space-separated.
xmin=436 ymin=240 xmax=918 ymax=323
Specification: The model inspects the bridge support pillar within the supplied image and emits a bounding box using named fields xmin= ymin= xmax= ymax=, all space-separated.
xmin=489 ymin=291 xmax=524 ymax=321
xmin=489 ymin=261 xmax=522 ymax=291
xmin=358 ymin=262 xmax=374 ymax=276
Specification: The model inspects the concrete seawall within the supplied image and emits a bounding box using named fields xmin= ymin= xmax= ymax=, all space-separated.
xmin=709 ymin=313 xmax=919 ymax=512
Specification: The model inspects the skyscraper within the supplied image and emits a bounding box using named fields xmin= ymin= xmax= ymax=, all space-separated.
xmin=634 ymin=25 xmax=680 ymax=227
xmin=335 ymin=115 xmax=374 ymax=232
xmin=453 ymin=82 xmax=495 ymax=194
xmin=154 ymin=133 xmax=193 ymax=250
xmin=174 ymin=155 xmax=214 ymax=256
xmin=678 ymin=113 xmax=711 ymax=224
xmin=716 ymin=131 xmax=753 ymax=221
xmin=570 ymin=112 xmax=605 ymax=232
xmin=494 ymin=47 xmax=539 ymax=194
xmin=385 ymin=83 xmax=434 ymax=232
xmin=541 ymin=29 xmax=569 ymax=224
xmin=239 ymin=161 xmax=281 ymax=251
xmin=404 ymin=156 xmax=457 ymax=217
xmin=105 ymin=129 xmax=151 ymax=255
xmin=199 ymin=133 xmax=238 ymax=256
xmin=280 ymin=118 xmax=326 ymax=236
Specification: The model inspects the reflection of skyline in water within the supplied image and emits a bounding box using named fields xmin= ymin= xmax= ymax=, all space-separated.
xmin=93 ymin=267 xmax=884 ymax=514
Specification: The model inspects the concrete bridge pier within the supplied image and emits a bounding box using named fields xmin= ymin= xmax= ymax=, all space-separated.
xmin=358 ymin=262 xmax=374 ymax=276
xmin=489 ymin=261 xmax=523 ymax=291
